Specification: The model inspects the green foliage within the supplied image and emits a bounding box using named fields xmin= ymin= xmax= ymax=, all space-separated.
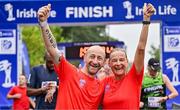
xmin=61 ymin=26 xmax=117 ymax=42
xmin=21 ymin=25 xmax=64 ymax=67
xmin=148 ymin=44 xmax=160 ymax=60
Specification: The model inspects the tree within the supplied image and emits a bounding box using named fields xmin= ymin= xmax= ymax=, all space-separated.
xmin=21 ymin=25 xmax=64 ymax=67
xmin=148 ymin=44 xmax=160 ymax=60
xmin=61 ymin=26 xmax=117 ymax=42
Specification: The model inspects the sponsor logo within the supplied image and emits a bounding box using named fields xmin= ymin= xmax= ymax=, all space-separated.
xmin=0 ymin=29 xmax=16 ymax=54
xmin=0 ymin=60 xmax=15 ymax=88
xmin=165 ymin=57 xmax=180 ymax=86
xmin=4 ymin=3 xmax=16 ymax=21
xmin=168 ymin=37 xmax=179 ymax=47
xmin=123 ymin=1 xmax=177 ymax=19
xmin=123 ymin=1 xmax=134 ymax=19
xmin=4 ymin=3 xmax=57 ymax=22
xmin=79 ymin=78 xmax=86 ymax=88
xmin=164 ymin=35 xmax=180 ymax=52
xmin=1 ymin=40 xmax=12 ymax=50
xmin=144 ymin=85 xmax=163 ymax=93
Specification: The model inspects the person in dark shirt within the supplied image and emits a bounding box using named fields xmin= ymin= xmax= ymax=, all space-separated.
xmin=27 ymin=52 xmax=59 ymax=109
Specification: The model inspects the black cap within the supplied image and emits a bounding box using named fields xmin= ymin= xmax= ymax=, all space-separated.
xmin=148 ymin=58 xmax=160 ymax=71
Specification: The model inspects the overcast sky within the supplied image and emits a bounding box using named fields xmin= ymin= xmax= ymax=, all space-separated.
xmin=107 ymin=22 xmax=160 ymax=68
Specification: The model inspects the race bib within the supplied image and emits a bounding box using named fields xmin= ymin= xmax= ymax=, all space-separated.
xmin=148 ymin=97 xmax=161 ymax=108
xmin=41 ymin=81 xmax=57 ymax=88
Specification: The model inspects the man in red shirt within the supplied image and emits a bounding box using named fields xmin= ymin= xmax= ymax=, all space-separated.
xmin=7 ymin=74 xmax=30 ymax=110
xmin=37 ymin=4 xmax=106 ymax=109
xmin=102 ymin=3 xmax=155 ymax=109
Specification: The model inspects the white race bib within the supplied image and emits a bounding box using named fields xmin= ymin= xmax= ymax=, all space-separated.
xmin=148 ymin=97 xmax=161 ymax=108
xmin=41 ymin=81 xmax=57 ymax=88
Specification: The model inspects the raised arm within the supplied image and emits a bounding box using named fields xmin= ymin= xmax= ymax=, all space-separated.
xmin=134 ymin=3 xmax=155 ymax=73
xmin=37 ymin=4 xmax=60 ymax=64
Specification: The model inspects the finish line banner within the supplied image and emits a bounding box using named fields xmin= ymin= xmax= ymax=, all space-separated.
xmin=0 ymin=0 xmax=180 ymax=24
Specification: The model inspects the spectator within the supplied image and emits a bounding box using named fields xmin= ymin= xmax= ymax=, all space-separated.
xmin=7 ymin=74 xmax=30 ymax=110
xmin=27 ymin=52 xmax=59 ymax=109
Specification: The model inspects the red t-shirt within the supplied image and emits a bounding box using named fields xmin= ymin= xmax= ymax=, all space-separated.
xmin=102 ymin=63 xmax=144 ymax=109
xmin=54 ymin=57 xmax=105 ymax=109
xmin=8 ymin=86 xmax=29 ymax=110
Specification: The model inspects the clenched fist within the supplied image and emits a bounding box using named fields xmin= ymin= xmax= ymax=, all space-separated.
xmin=37 ymin=4 xmax=51 ymax=22
xmin=143 ymin=3 xmax=155 ymax=19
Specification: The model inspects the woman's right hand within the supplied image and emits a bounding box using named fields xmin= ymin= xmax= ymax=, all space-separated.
xmin=37 ymin=4 xmax=51 ymax=22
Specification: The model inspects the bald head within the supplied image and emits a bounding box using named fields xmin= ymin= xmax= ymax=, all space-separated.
xmin=82 ymin=45 xmax=106 ymax=76
xmin=86 ymin=45 xmax=106 ymax=58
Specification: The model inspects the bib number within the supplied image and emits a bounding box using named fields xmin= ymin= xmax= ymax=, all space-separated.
xmin=148 ymin=97 xmax=161 ymax=108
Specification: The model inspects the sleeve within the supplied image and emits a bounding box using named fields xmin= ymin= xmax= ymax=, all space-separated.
xmin=8 ymin=87 xmax=15 ymax=95
xmin=29 ymin=67 xmax=37 ymax=88
xmin=128 ymin=63 xmax=144 ymax=85
xmin=54 ymin=56 xmax=77 ymax=82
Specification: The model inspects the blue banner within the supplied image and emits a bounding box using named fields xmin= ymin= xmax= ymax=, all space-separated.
xmin=0 ymin=24 xmax=17 ymax=108
xmin=162 ymin=26 xmax=180 ymax=109
xmin=0 ymin=0 xmax=180 ymax=24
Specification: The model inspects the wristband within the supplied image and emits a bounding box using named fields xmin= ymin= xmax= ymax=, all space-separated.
xmin=39 ymin=20 xmax=48 ymax=27
xmin=142 ymin=21 xmax=150 ymax=25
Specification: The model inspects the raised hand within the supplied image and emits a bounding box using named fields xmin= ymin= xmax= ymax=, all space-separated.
xmin=143 ymin=3 xmax=155 ymax=20
xmin=37 ymin=4 xmax=51 ymax=22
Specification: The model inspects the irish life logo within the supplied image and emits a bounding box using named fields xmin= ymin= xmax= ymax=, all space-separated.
xmin=123 ymin=1 xmax=134 ymax=19
xmin=4 ymin=3 xmax=16 ymax=21
xmin=4 ymin=3 xmax=57 ymax=22
xmin=122 ymin=1 xmax=177 ymax=20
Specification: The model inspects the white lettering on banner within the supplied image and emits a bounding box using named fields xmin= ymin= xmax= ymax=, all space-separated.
xmin=135 ymin=5 xmax=177 ymax=16
xmin=4 ymin=3 xmax=57 ymax=21
xmin=123 ymin=1 xmax=177 ymax=19
xmin=66 ymin=6 xmax=113 ymax=18
xmin=16 ymin=9 xmax=56 ymax=18
xmin=158 ymin=5 xmax=177 ymax=15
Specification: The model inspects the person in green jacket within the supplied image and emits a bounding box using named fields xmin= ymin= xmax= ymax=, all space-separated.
xmin=140 ymin=58 xmax=178 ymax=109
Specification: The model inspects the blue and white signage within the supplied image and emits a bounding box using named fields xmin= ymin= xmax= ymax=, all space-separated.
xmin=162 ymin=26 xmax=180 ymax=108
xmin=0 ymin=24 xmax=17 ymax=108
xmin=0 ymin=0 xmax=180 ymax=24
xmin=0 ymin=29 xmax=16 ymax=54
